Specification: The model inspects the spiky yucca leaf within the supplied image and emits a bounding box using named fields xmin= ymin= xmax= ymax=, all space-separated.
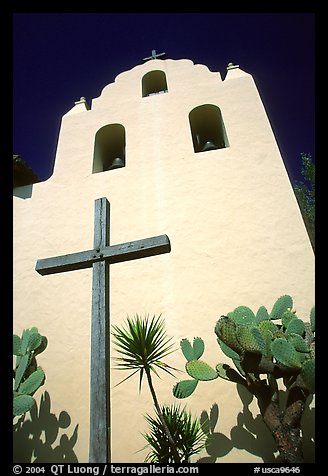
xmin=111 ymin=314 xmax=177 ymax=390
xmin=143 ymin=404 xmax=206 ymax=463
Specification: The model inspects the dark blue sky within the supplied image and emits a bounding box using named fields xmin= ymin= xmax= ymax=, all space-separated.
xmin=13 ymin=13 xmax=315 ymax=183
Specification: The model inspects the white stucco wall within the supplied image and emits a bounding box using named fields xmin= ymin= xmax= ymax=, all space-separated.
xmin=13 ymin=59 xmax=314 ymax=463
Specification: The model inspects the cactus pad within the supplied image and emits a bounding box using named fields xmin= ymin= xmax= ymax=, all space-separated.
xmin=285 ymin=318 xmax=305 ymax=337
xmin=230 ymin=306 xmax=257 ymax=327
xmin=186 ymin=360 xmax=218 ymax=381
xmin=14 ymin=353 xmax=31 ymax=391
xmin=251 ymin=327 xmax=267 ymax=355
xmin=271 ymin=338 xmax=303 ymax=369
xmin=310 ymin=306 xmax=315 ymax=332
xmin=258 ymin=320 xmax=278 ymax=335
xmin=20 ymin=328 xmax=37 ymax=354
xmin=180 ymin=338 xmax=194 ymax=362
xmin=216 ymin=363 xmax=246 ymax=385
xmin=236 ymin=326 xmax=261 ymax=353
xmin=13 ymin=335 xmax=22 ymax=356
xmin=13 ymin=394 xmax=35 ymax=416
xmin=180 ymin=337 xmax=205 ymax=361
xmin=34 ymin=335 xmax=48 ymax=356
xmin=281 ymin=310 xmax=296 ymax=329
xmin=215 ymin=317 xmax=243 ymax=354
xmin=270 ymin=295 xmax=293 ymax=320
xmin=301 ymin=359 xmax=315 ymax=394
xmin=256 ymin=306 xmax=270 ymax=323
xmin=287 ymin=334 xmax=310 ymax=353
xmin=217 ymin=338 xmax=241 ymax=360
xmin=192 ymin=337 xmax=205 ymax=360
xmin=258 ymin=329 xmax=274 ymax=357
xmin=18 ymin=368 xmax=45 ymax=395
xmin=173 ymin=379 xmax=198 ymax=399
xmin=27 ymin=332 xmax=43 ymax=352
xmin=273 ymin=330 xmax=286 ymax=339
xmin=304 ymin=322 xmax=314 ymax=346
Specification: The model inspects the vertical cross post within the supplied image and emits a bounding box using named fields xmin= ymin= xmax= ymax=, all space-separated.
xmin=89 ymin=197 xmax=110 ymax=463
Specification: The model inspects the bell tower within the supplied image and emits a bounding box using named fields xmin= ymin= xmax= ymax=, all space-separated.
xmin=13 ymin=56 xmax=314 ymax=463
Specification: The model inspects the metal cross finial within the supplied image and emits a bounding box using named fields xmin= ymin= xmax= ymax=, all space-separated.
xmin=143 ymin=49 xmax=166 ymax=62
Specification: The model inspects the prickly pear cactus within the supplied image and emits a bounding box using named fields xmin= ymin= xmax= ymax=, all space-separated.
xmin=173 ymin=296 xmax=315 ymax=398
xmin=172 ymin=296 xmax=315 ymax=463
xmin=13 ymin=327 xmax=47 ymax=417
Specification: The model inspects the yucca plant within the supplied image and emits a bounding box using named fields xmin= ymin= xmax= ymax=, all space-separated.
xmin=143 ymin=404 xmax=206 ymax=463
xmin=111 ymin=314 xmax=181 ymax=463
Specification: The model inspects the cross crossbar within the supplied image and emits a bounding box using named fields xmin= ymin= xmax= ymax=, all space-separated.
xmin=142 ymin=49 xmax=166 ymax=61
xmin=36 ymin=235 xmax=170 ymax=275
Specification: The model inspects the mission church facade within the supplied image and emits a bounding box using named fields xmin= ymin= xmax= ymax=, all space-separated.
xmin=13 ymin=57 xmax=314 ymax=463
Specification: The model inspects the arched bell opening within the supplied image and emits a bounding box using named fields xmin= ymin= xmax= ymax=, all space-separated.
xmin=189 ymin=104 xmax=229 ymax=153
xmin=92 ymin=124 xmax=126 ymax=173
xmin=142 ymin=70 xmax=168 ymax=97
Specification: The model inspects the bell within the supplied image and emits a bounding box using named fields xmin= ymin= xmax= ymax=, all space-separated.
xmin=200 ymin=140 xmax=218 ymax=152
xmin=110 ymin=157 xmax=125 ymax=170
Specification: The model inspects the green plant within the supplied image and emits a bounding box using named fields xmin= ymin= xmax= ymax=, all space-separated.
xmin=143 ymin=403 xmax=206 ymax=463
xmin=111 ymin=314 xmax=181 ymax=463
xmin=173 ymin=296 xmax=315 ymax=463
xmin=13 ymin=327 xmax=47 ymax=417
xmin=293 ymin=153 xmax=315 ymax=251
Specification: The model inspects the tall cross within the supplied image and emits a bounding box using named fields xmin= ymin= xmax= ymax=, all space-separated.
xmin=142 ymin=49 xmax=166 ymax=61
xmin=35 ymin=197 xmax=171 ymax=463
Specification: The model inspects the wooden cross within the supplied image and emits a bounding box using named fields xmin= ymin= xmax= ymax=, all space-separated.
xmin=142 ymin=49 xmax=166 ymax=61
xmin=35 ymin=197 xmax=171 ymax=463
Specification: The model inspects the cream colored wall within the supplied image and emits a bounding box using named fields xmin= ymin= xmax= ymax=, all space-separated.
xmin=13 ymin=59 xmax=314 ymax=463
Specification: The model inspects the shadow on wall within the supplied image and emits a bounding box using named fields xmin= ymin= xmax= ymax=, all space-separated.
xmin=197 ymin=384 xmax=315 ymax=463
xmin=13 ymin=391 xmax=79 ymax=463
